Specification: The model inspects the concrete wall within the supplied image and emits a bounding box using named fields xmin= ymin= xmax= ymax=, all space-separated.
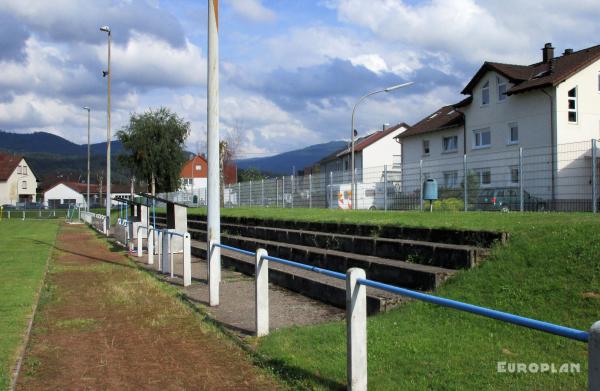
xmin=0 ymin=158 xmax=37 ymax=205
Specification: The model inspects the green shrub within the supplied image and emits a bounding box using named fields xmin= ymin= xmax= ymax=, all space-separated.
xmin=432 ymin=197 xmax=464 ymax=211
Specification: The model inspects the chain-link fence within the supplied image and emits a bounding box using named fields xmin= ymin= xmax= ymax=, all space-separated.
xmin=160 ymin=139 xmax=599 ymax=213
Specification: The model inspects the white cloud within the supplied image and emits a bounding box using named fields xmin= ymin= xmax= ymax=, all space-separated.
xmin=227 ymin=0 xmax=276 ymax=23
xmin=106 ymin=32 xmax=206 ymax=88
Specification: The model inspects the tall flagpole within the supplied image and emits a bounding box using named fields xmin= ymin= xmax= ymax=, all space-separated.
xmin=207 ymin=0 xmax=221 ymax=306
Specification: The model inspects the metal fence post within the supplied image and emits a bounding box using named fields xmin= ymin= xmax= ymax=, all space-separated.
xmin=419 ymin=160 xmax=423 ymax=212
xmin=463 ymin=154 xmax=468 ymax=212
xmin=238 ymin=182 xmax=241 ymax=206
xmin=346 ymin=268 xmax=367 ymax=391
xmin=261 ymin=179 xmax=265 ymax=207
xmin=291 ymin=175 xmax=294 ymax=209
xmin=309 ymin=174 xmax=312 ymax=209
xmin=250 ymin=180 xmax=253 ymax=206
xmin=183 ymin=233 xmax=191 ymax=287
xmin=282 ymin=176 xmax=285 ymax=208
xmin=519 ymin=147 xmax=524 ymax=212
xmin=384 ymin=164 xmax=388 ymax=211
xmin=592 ymin=139 xmax=597 ymax=213
xmin=137 ymin=227 xmax=143 ymax=258
xmin=330 ymin=171 xmax=333 ymax=209
xmin=276 ymin=179 xmax=279 ymax=208
xmin=255 ymin=248 xmax=269 ymax=336
xmin=589 ymin=321 xmax=600 ymax=390
xmin=209 ymin=239 xmax=219 ymax=306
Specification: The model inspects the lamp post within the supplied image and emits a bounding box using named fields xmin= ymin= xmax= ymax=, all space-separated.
xmin=100 ymin=25 xmax=111 ymax=229
xmin=83 ymin=106 xmax=91 ymax=211
xmin=350 ymin=82 xmax=413 ymax=208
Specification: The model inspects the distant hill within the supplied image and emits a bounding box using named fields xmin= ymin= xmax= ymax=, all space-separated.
xmin=0 ymin=130 xmax=347 ymax=181
xmin=236 ymin=140 xmax=346 ymax=175
xmin=0 ymin=130 xmax=123 ymax=156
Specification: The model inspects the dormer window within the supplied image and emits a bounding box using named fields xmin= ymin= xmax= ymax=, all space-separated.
xmin=568 ymin=87 xmax=577 ymax=123
xmin=482 ymin=81 xmax=490 ymax=105
xmin=497 ymin=77 xmax=507 ymax=101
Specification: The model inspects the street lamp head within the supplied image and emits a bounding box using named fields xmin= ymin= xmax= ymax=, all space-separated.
xmin=100 ymin=25 xmax=111 ymax=33
xmin=82 ymin=106 xmax=90 ymax=111
xmin=384 ymin=81 xmax=414 ymax=92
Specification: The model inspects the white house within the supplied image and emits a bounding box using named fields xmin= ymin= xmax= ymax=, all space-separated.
xmin=44 ymin=182 xmax=94 ymax=208
xmin=397 ymin=43 xmax=600 ymax=209
xmin=315 ymin=122 xmax=408 ymax=183
xmin=0 ymin=153 xmax=37 ymax=205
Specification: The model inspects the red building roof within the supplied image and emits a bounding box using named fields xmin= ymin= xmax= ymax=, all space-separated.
xmin=0 ymin=152 xmax=23 ymax=181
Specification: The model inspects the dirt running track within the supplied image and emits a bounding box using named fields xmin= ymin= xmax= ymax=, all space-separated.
xmin=17 ymin=224 xmax=280 ymax=390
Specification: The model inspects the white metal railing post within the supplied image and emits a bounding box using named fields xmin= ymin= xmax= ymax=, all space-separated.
xmin=463 ymin=154 xmax=468 ymax=212
xmin=592 ymin=139 xmax=597 ymax=213
xmin=148 ymin=228 xmax=154 ymax=265
xmin=346 ymin=268 xmax=367 ymax=391
xmin=183 ymin=233 xmax=191 ymax=287
xmin=209 ymin=239 xmax=220 ymax=306
xmin=255 ymin=248 xmax=269 ymax=336
xmin=157 ymin=230 xmax=163 ymax=271
xmin=384 ymin=164 xmax=388 ymax=211
xmin=519 ymin=147 xmax=524 ymax=212
xmin=137 ymin=226 xmax=143 ymax=257
xmin=419 ymin=160 xmax=423 ymax=212
xmin=169 ymin=233 xmax=174 ymax=278
xmin=309 ymin=173 xmax=312 ymax=208
xmin=589 ymin=321 xmax=600 ymax=390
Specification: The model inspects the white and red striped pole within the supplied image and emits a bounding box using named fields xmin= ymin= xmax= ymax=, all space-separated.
xmin=207 ymin=0 xmax=221 ymax=306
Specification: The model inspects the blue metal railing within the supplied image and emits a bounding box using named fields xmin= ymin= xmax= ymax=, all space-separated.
xmin=209 ymin=242 xmax=589 ymax=343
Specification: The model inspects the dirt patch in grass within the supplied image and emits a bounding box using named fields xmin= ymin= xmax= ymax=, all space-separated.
xmin=17 ymin=224 xmax=279 ymax=390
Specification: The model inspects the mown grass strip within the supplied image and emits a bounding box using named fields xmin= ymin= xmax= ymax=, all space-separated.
xmin=0 ymin=220 xmax=60 ymax=390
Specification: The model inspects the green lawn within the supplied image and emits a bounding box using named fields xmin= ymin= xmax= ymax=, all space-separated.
xmin=189 ymin=208 xmax=600 ymax=390
xmin=0 ymin=220 xmax=60 ymax=389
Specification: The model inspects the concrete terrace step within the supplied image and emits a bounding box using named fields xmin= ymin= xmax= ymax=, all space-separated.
xmin=188 ymin=228 xmax=455 ymax=291
xmin=190 ymin=239 xmax=407 ymax=314
xmin=182 ymin=215 xmax=508 ymax=248
xmin=187 ymin=220 xmax=485 ymax=269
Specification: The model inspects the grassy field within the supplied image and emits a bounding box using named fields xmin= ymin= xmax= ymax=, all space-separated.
xmin=188 ymin=208 xmax=600 ymax=390
xmin=0 ymin=220 xmax=60 ymax=389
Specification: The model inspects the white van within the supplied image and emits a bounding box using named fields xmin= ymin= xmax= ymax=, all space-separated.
xmin=326 ymin=182 xmax=394 ymax=210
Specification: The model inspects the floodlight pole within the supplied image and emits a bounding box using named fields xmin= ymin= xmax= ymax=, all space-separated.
xmin=207 ymin=0 xmax=221 ymax=306
xmin=83 ymin=106 xmax=91 ymax=211
xmin=350 ymin=82 xmax=413 ymax=209
xmin=100 ymin=25 xmax=112 ymax=229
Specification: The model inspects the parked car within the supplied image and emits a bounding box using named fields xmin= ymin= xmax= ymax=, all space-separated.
xmin=1 ymin=203 xmax=16 ymax=210
xmin=476 ymin=187 xmax=547 ymax=212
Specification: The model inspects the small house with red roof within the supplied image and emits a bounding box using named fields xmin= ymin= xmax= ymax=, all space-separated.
xmin=0 ymin=153 xmax=38 ymax=205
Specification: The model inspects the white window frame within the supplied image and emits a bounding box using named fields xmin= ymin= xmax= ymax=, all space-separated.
xmin=510 ymin=165 xmax=520 ymax=184
xmin=443 ymin=170 xmax=459 ymax=188
xmin=481 ymin=80 xmax=490 ymax=106
xmin=568 ymin=87 xmax=577 ymax=123
xmin=473 ymin=128 xmax=491 ymax=149
xmin=21 ymin=180 xmax=27 ymax=189
xmin=442 ymin=136 xmax=458 ymax=153
xmin=22 ymin=166 xmax=28 ymax=175
xmin=422 ymin=139 xmax=430 ymax=156
xmin=195 ymin=164 xmax=202 ymax=171
xmin=497 ymin=76 xmax=507 ymax=102
xmin=17 ymin=165 xmax=22 ymax=174
xmin=508 ymin=122 xmax=519 ymax=145
xmin=597 ymin=72 xmax=600 ymax=93
xmin=475 ymin=168 xmax=492 ymax=186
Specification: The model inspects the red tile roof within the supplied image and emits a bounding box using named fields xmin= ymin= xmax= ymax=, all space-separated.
xmin=180 ymin=155 xmax=208 ymax=178
xmin=0 ymin=152 xmax=24 ymax=181
xmin=396 ymin=103 xmax=464 ymax=139
xmin=334 ymin=122 xmax=409 ymax=158
xmin=462 ymin=44 xmax=600 ymax=95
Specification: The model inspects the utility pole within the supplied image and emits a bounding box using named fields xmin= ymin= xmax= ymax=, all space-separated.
xmin=100 ymin=25 xmax=111 ymax=229
xmin=83 ymin=106 xmax=91 ymax=211
xmin=207 ymin=0 xmax=221 ymax=306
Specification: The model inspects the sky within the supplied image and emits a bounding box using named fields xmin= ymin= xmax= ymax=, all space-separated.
xmin=1 ymin=0 xmax=599 ymax=158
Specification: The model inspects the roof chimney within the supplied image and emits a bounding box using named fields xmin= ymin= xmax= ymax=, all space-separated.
xmin=563 ymin=48 xmax=573 ymax=56
xmin=542 ymin=43 xmax=554 ymax=63
xmin=382 ymin=123 xmax=390 ymax=131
